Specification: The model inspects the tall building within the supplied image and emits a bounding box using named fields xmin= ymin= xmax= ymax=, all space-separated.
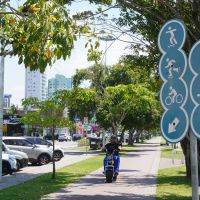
xmin=48 ymin=74 xmax=72 ymax=97
xmin=3 ymin=94 xmax=12 ymax=108
xmin=25 ymin=68 xmax=47 ymax=101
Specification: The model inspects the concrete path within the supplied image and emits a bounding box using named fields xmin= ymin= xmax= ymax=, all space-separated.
xmin=43 ymin=137 xmax=161 ymax=200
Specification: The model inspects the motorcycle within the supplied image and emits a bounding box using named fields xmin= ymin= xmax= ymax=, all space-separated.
xmin=104 ymin=152 xmax=118 ymax=183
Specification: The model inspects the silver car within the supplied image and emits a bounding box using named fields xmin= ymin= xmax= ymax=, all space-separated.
xmin=3 ymin=137 xmax=53 ymax=165
xmin=2 ymin=142 xmax=29 ymax=170
xmin=24 ymin=137 xmax=64 ymax=161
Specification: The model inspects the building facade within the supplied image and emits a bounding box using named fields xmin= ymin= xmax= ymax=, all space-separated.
xmin=48 ymin=74 xmax=72 ymax=97
xmin=3 ymin=94 xmax=12 ymax=108
xmin=25 ymin=68 xmax=47 ymax=101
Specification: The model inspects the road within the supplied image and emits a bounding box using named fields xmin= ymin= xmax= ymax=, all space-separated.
xmin=0 ymin=141 xmax=98 ymax=190
xmin=43 ymin=137 xmax=161 ymax=200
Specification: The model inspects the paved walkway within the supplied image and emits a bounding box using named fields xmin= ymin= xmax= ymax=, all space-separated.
xmin=43 ymin=137 xmax=161 ymax=200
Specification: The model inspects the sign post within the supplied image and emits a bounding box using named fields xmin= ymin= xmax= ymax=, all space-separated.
xmin=159 ymin=19 xmax=200 ymax=200
xmin=188 ymin=40 xmax=200 ymax=200
xmin=190 ymin=130 xmax=199 ymax=200
xmin=158 ymin=19 xmax=189 ymax=143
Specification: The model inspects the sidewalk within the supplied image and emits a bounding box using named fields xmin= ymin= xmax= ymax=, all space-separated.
xmin=43 ymin=137 xmax=161 ymax=200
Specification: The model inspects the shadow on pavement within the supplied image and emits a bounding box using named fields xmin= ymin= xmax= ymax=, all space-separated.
xmin=64 ymin=151 xmax=100 ymax=156
xmin=44 ymin=193 xmax=155 ymax=200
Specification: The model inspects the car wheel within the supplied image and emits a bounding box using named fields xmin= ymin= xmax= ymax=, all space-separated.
xmin=38 ymin=154 xmax=51 ymax=165
xmin=16 ymin=160 xmax=21 ymax=171
xmin=54 ymin=151 xmax=63 ymax=161
xmin=2 ymin=161 xmax=11 ymax=176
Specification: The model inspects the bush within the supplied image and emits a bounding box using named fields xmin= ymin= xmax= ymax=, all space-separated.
xmin=77 ymin=137 xmax=89 ymax=147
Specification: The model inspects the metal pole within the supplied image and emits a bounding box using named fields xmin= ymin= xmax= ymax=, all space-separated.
xmin=172 ymin=144 xmax=175 ymax=164
xmin=105 ymin=41 xmax=107 ymax=67
xmin=190 ymin=129 xmax=199 ymax=200
xmin=0 ymin=55 xmax=5 ymax=181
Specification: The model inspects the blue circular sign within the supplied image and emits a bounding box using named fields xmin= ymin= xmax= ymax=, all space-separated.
xmin=158 ymin=19 xmax=186 ymax=53
xmin=189 ymin=41 xmax=200 ymax=74
xmin=160 ymin=79 xmax=188 ymax=110
xmin=191 ymin=105 xmax=200 ymax=139
xmin=161 ymin=108 xmax=189 ymax=143
xmin=159 ymin=50 xmax=187 ymax=81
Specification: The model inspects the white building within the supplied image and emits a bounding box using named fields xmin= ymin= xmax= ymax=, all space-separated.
xmin=25 ymin=68 xmax=47 ymax=101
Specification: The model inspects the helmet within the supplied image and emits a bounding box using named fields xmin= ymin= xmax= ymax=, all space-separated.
xmin=110 ymin=135 xmax=117 ymax=139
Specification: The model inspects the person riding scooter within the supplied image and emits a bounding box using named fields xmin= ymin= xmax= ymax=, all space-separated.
xmin=103 ymin=135 xmax=122 ymax=180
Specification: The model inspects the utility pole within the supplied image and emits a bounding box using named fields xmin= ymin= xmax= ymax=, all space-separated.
xmin=0 ymin=55 xmax=5 ymax=181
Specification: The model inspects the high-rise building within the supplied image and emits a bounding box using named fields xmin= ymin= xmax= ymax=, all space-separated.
xmin=25 ymin=68 xmax=47 ymax=101
xmin=48 ymin=74 xmax=72 ymax=98
xmin=3 ymin=94 xmax=12 ymax=108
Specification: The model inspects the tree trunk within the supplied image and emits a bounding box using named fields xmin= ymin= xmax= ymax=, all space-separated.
xmin=51 ymin=126 xmax=56 ymax=179
xmin=180 ymin=135 xmax=191 ymax=177
xmin=128 ymin=129 xmax=135 ymax=146
xmin=111 ymin=122 xmax=118 ymax=135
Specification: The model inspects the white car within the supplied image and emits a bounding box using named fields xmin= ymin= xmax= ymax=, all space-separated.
xmin=2 ymin=142 xmax=29 ymax=170
xmin=3 ymin=137 xmax=53 ymax=165
xmin=24 ymin=137 xmax=65 ymax=161
xmin=2 ymin=152 xmax=17 ymax=176
xmin=58 ymin=133 xmax=71 ymax=142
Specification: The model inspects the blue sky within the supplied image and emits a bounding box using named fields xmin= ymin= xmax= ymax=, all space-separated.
xmin=5 ymin=0 xmax=130 ymax=106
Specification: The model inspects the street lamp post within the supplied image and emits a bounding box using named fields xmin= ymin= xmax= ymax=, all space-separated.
xmin=0 ymin=55 xmax=5 ymax=181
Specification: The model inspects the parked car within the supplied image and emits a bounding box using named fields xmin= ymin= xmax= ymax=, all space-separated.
xmin=24 ymin=136 xmax=64 ymax=161
xmin=58 ymin=133 xmax=72 ymax=142
xmin=72 ymin=133 xmax=83 ymax=141
xmin=2 ymin=152 xmax=17 ymax=176
xmin=43 ymin=133 xmax=59 ymax=140
xmin=3 ymin=137 xmax=53 ymax=165
xmin=2 ymin=142 xmax=29 ymax=171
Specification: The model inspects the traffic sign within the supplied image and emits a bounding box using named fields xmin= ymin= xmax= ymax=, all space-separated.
xmin=158 ymin=19 xmax=186 ymax=53
xmin=160 ymin=79 xmax=188 ymax=110
xmin=159 ymin=50 xmax=187 ymax=81
xmin=161 ymin=108 xmax=189 ymax=143
xmin=189 ymin=40 xmax=200 ymax=138
xmin=158 ymin=19 xmax=188 ymax=143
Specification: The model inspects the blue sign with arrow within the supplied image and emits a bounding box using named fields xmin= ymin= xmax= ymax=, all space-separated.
xmin=158 ymin=19 xmax=189 ymax=143
xmin=161 ymin=108 xmax=189 ymax=143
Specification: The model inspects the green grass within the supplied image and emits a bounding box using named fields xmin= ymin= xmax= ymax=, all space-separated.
xmin=0 ymin=155 xmax=104 ymax=200
xmin=161 ymin=146 xmax=183 ymax=160
xmin=156 ymin=166 xmax=192 ymax=200
xmin=65 ymin=146 xmax=91 ymax=151
xmin=160 ymin=137 xmax=168 ymax=145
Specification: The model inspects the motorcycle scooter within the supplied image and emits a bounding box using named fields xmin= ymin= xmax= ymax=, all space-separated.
xmin=104 ymin=152 xmax=118 ymax=183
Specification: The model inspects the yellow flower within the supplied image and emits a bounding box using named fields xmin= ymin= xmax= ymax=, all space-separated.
xmin=9 ymin=18 xmax=16 ymax=26
xmin=31 ymin=4 xmax=40 ymax=12
xmin=44 ymin=48 xmax=52 ymax=59
xmin=50 ymin=15 xmax=57 ymax=22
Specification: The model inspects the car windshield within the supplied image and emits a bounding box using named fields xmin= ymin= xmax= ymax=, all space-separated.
xmin=26 ymin=137 xmax=51 ymax=145
xmin=59 ymin=134 xmax=66 ymax=136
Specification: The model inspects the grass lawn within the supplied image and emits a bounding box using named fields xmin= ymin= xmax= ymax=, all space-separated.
xmin=156 ymin=166 xmax=193 ymax=200
xmin=0 ymin=155 xmax=104 ymax=200
xmin=161 ymin=145 xmax=183 ymax=160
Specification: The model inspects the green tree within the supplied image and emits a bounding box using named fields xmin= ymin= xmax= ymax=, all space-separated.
xmin=6 ymin=104 xmax=18 ymax=115
xmin=121 ymin=84 xmax=161 ymax=145
xmin=113 ymin=0 xmax=200 ymax=177
xmin=53 ymin=88 xmax=97 ymax=124
xmin=21 ymin=97 xmax=70 ymax=179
